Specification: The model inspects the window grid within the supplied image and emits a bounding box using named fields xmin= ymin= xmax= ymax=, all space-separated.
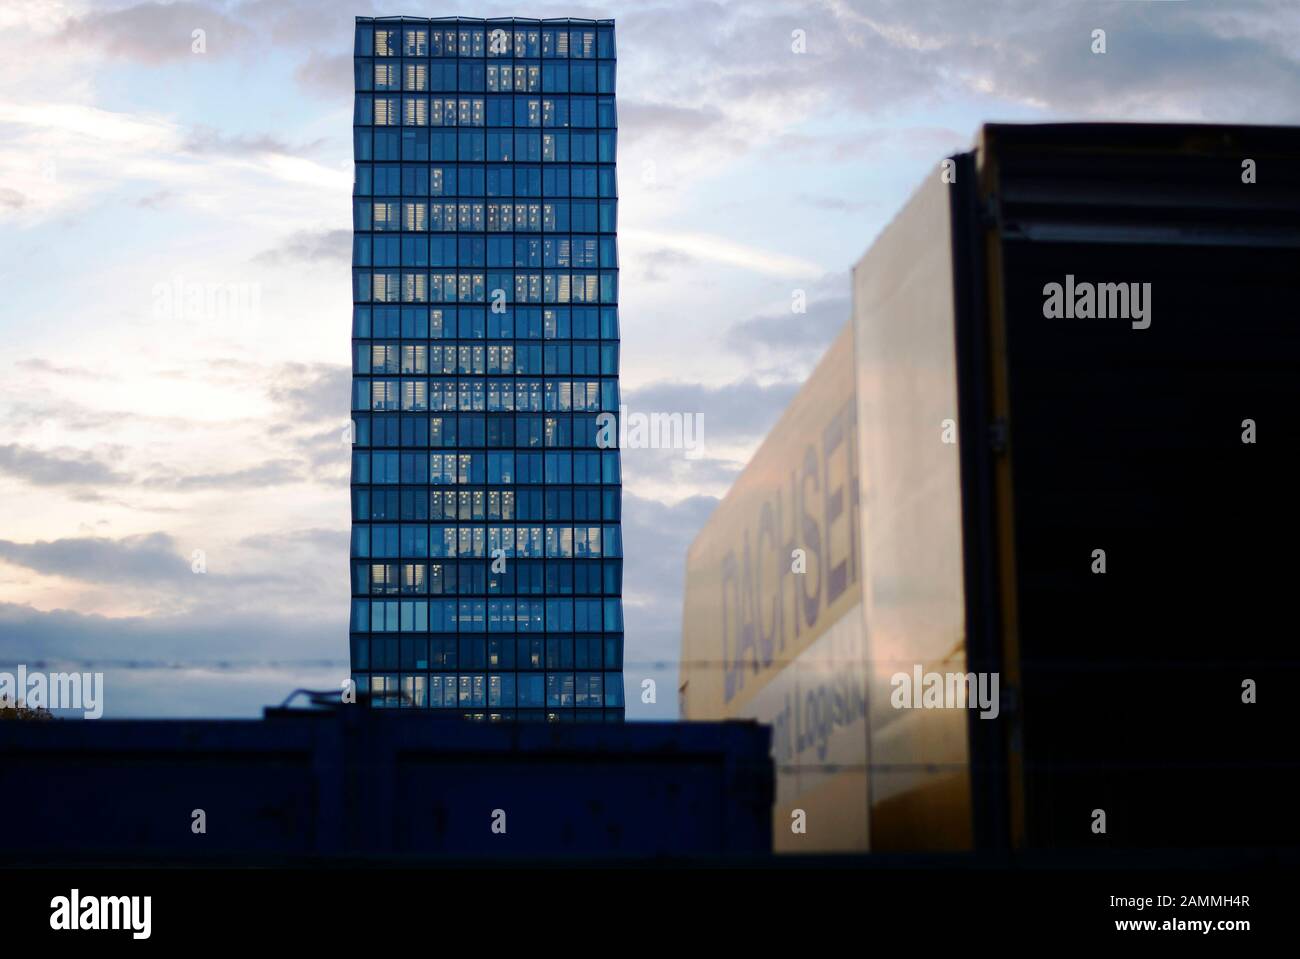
xmin=351 ymin=16 xmax=623 ymax=721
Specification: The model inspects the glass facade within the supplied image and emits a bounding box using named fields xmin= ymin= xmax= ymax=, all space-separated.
xmin=350 ymin=17 xmax=624 ymax=721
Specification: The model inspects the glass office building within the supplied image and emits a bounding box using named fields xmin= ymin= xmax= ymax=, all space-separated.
xmin=350 ymin=17 xmax=624 ymax=721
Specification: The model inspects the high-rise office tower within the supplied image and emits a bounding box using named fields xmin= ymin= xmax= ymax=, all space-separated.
xmin=349 ymin=17 xmax=624 ymax=720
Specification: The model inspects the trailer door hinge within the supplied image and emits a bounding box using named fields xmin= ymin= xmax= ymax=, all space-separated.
xmin=980 ymin=193 xmax=1000 ymax=227
xmin=989 ymin=417 xmax=1008 ymax=454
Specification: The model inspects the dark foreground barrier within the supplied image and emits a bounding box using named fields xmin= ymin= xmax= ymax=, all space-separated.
xmin=0 ymin=702 xmax=772 ymax=864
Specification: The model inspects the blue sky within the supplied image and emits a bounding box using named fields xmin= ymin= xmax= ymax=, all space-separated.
xmin=2 ymin=0 xmax=1298 ymax=718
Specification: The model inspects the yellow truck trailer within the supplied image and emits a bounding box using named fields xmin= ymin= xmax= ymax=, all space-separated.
xmin=682 ymin=123 xmax=1300 ymax=853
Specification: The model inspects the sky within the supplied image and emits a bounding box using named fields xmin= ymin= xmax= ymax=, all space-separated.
xmin=1 ymin=0 xmax=1298 ymax=719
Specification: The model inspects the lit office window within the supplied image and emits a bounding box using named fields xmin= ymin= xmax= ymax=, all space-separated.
xmin=404 ymin=63 xmax=426 ymax=91
xmin=404 ymin=28 xmax=427 ymax=56
xmin=404 ymin=97 xmax=427 ymax=126
xmin=374 ymin=97 xmax=397 ymax=125
xmin=372 ymin=202 xmax=397 ymax=230
xmin=403 ymin=202 xmax=426 ymax=231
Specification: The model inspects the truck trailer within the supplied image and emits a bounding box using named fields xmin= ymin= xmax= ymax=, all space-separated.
xmin=680 ymin=123 xmax=1300 ymax=854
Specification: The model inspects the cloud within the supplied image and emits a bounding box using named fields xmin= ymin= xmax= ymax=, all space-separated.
xmin=624 ymin=377 xmax=802 ymax=449
xmin=827 ymin=1 xmax=1300 ymax=123
xmin=181 ymin=125 xmax=327 ymax=159
xmin=623 ymin=228 xmax=824 ymax=279
xmin=0 ymin=444 xmax=131 ymax=487
xmin=0 ymin=523 xmax=348 ymax=625
xmin=0 ymin=442 xmax=308 ymax=493
xmin=237 ymin=527 xmax=348 ymax=552
xmin=283 ymin=425 xmax=351 ymax=480
xmin=639 ymin=247 xmax=696 ymax=283
xmin=622 ymin=491 xmax=719 ymax=625
xmin=0 ymin=532 xmax=190 ymax=584
xmin=622 ymin=447 xmax=744 ymax=496
xmin=59 ymin=2 xmax=254 ymax=64
xmin=141 ymin=459 xmax=305 ymax=491
xmin=620 ymin=491 xmax=721 ymax=717
xmin=235 ymin=0 xmax=374 ymax=53
xmin=1016 ymin=4 xmax=1296 ymax=120
xmin=0 ymin=100 xmax=179 ymax=223
xmin=266 ymin=362 xmax=351 ymax=422
xmin=254 ymin=228 xmax=351 ymax=265
xmin=294 ymin=50 xmax=353 ymax=98
xmin=796 ymin=194 xmax=875 ymax=214
xmin=4 ymin=395 xmax=192 ymax=434
xmin=0 ymin=100 xmax=173 ymax=146
xmin=14 ymin=358 xmax=111 ymax=379
xmin=0 ymin=600 xmax=343 ymax=668
xmin=613 ymin=0 xmax=1300 ymax=190
xmin=725 ymin=271 xmax=849 ymax=364
xmin=618 ymin=99 xmax=730 ymax=147
xmin=135 ymin=189 xmax=175 ymax=209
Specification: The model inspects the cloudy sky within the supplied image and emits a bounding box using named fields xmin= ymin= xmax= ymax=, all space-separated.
xmin=1 ymin=0 xmax=1298 ymax=718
